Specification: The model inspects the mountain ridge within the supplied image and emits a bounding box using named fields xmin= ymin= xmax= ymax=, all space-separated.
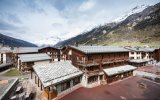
xmin=55 ymin=2 xmax=160 ymax=48
xmin=0 ymin=33 xmax=37 ymax=47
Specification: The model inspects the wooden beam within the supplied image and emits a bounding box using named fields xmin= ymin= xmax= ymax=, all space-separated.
xmin=38 ymin=78 xmax=39 ymax=87
xmin=41 ymin=83 xmax=43 ymax=91
xmin=35 ymin=76 xmax=37 ymax=84
xmin=31 ymin=70 xmax=33 ymax=79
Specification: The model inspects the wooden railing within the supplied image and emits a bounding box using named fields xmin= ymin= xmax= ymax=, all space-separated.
xmin=77 ymin=60 xmax=99 ymax=66
xmin=86 ymin=69 xmax=100 ymax=76
xmin=76 ymin=57 xmax=129 ymax=66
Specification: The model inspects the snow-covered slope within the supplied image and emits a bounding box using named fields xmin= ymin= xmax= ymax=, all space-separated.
xmin=114 ymin=4 xmax=149 ymax=22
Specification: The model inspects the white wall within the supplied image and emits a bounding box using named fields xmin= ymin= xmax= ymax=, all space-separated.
xmin=129 ymin=51 xmax=142 ymax=60
xmin=3 ymin=53 xmax=6 ymax=63
xmin=81 ymin=74 xmax=88 ymax=87
xmin=0 ymin=53 xmax=1 ymax=63
xmin=68 ymin=50 xmax=72 ymax=55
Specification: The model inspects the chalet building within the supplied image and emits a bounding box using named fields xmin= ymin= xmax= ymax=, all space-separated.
xmin=66 ymin=45 xmax=136 ymax=86
xmin=12 ymin=47 xmax=39 ymax=67
xmin=61 ymin=46 xmax=72 ymax=61
xmin=38 ymin=47 xmax=60 ymax=62
xmin=0 ymin=47 xmax=14 ymax=72
xmin=18 ymin=53 xmax=51 ymax=72
xmin=125 ymin=47 xmax=155 ymax=67
xmin=33 ymin=61 xmax=83 ymax=100
xmin=154 ymin=48 xmax=160 ymax=62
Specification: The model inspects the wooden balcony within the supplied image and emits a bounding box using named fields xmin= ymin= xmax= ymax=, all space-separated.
xmin=77 ymin=60 xmax=99 ymax=67
xmin=102 ymin=58 xmax=129 ymax=64
xmin=102 ymin=58 xmax=114 ymax=64
xmin=86 ymin=69 xmax=100 ymax=76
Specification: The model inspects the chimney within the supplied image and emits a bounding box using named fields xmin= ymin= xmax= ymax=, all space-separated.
xmin=75 ymin=42 xmax=78 ymax=47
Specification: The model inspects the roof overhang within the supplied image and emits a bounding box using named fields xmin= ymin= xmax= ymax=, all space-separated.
xmin=103 ymin=65 xmax=137 ymax=76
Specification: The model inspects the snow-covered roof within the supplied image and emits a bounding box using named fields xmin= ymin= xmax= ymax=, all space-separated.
xmin=0 ymin=78 xmax=18 ymax=100
xmin=143 ymin=48 xmax=155 ymax=52
xmin=129 ymin=59 xmax=151 ymax=63
xmin=0 ymin=47 xmax=12 ymax=53
xmin=103 ymin=65 xmax=137 ymax=76
xmin=33 ymin=61 xmax=83 ymax=87
xmin=0 ymin=62 xmax=13 ymax=68
xmin=13 ymin=47 xmax=39 ymax=54
xmin=18 ymin=53 xmax=51 ymax=62
xmin=70 ymin=46 xmax=129 ymax=54
xmin=125 ymin=47 xmax=156 ymax=52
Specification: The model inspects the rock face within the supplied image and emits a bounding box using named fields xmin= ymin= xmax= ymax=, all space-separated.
xmin=55 ymin=2 xmax=160 ymax=47
xmin=0 ymin=33 xmax=37 ymax=47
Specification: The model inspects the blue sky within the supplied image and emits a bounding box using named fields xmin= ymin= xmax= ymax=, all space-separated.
xmin=0 ymin=0 xmax=159 ymax=45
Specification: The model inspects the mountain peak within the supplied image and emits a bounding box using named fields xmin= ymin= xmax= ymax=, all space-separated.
xmin=114 ymin=4 xmax=149 ymax=22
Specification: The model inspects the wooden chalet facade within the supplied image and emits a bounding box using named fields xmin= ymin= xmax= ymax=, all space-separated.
xmin=61 ymin=46 xmax=72 ymax=61
xmin=66 ymin=45 xmax=136 ymax=86
xmin=154 ymin=48 xmax=160 ymax=62
xmin=125 ymin=47 xmax=155 ymax=67
xmin=38 ymin=47 xmax=60 ymax=62
xmin=12 ymin=47 xmax=39 ymax=67
xmin=0 ymin=47 xmax=14 ymax=71
xmin=18 ymin=53 xmax=51 ymax=72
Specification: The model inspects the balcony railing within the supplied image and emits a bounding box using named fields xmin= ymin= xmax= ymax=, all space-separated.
xmin=76 ymin=57 xmax=129 ymax=66
xmin=102 ymin=58 xmax=128 ymax=64
xmin=86 ymin=69 xmax=100 ymax=76
xmin=77 ymin=60 xmax=99 ymax=67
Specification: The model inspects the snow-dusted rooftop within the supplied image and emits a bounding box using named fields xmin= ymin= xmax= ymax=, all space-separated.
xmin=0 ymin=62 xmax=13 ymax=68
xmin=13 ymin=47 xmax=39 ymax=54
xmin=18 ymin=53 xmax=51 ymax=63
xmin=33 ymin=61 xmax=83 ymax=87
xmin=129 ymin=59 xmax=151 ymax=63
xmin=125 ymin=47 xmax=156 ymax=52
xmin=70 ymin=46 xmax=129 ymax=54
xmin=103 ymin=65 xmax=137 ymax=76
xmin=0 ymin=47 xmax=12 ymax=53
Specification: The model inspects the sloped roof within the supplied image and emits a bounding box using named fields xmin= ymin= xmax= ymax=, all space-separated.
xmin=13 ymin=47 xmax=39 ymax=53
xmin=125 ymin=47 xmax=156 ymax=52
xmin=0 ymin=78 xmax=18 ymax=100
xmin=33 ymin=61 xmax=83 ymax=87
xmin=103 ymin=65 xmax=137 ymax=76
xmin=18 ymin=53 xmax=51 ymax=62
xmin=0 ymin=47 xmax=12 ymax=53
xmin=0 ymin=62 xmax=13 ymax=68
xmin=70 ymin=45 xmax=129 ymax=54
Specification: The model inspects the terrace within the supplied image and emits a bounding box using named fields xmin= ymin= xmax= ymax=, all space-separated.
xmin=59 ymin=76 xmax=160 ymax=100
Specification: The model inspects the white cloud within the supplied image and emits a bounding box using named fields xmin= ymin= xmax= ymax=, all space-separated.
xmin=78 ymin=0 xmax=95 ymax=11
xmin=0 ymin=0 xmax=159 ymax=46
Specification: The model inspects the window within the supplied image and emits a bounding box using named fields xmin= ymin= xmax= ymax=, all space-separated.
xmin=73 ymin=77 xmax=80 ymax=86
xmin=137 ymin=52 xmax=140 ymax=54
xmin=88 ymin=76 xmax=98 ymax=84
xmin=100 ymin=75 xmax=103 ymax=80
xmin=61 ymin=81 xmax=70 ymax=91
xmin=130 ymin=57 xmax=134 ymax=60
xmin=131 ymin=52 xmax=134 ymax=54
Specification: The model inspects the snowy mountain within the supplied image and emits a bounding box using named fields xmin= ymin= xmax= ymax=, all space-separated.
xmin=114 ymin=4 xmax=149 ymax=22
xmin=34 ymin=36 xmax=62 ymax=47
xmin=55 ymin=2 xmax=160 ymax=47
